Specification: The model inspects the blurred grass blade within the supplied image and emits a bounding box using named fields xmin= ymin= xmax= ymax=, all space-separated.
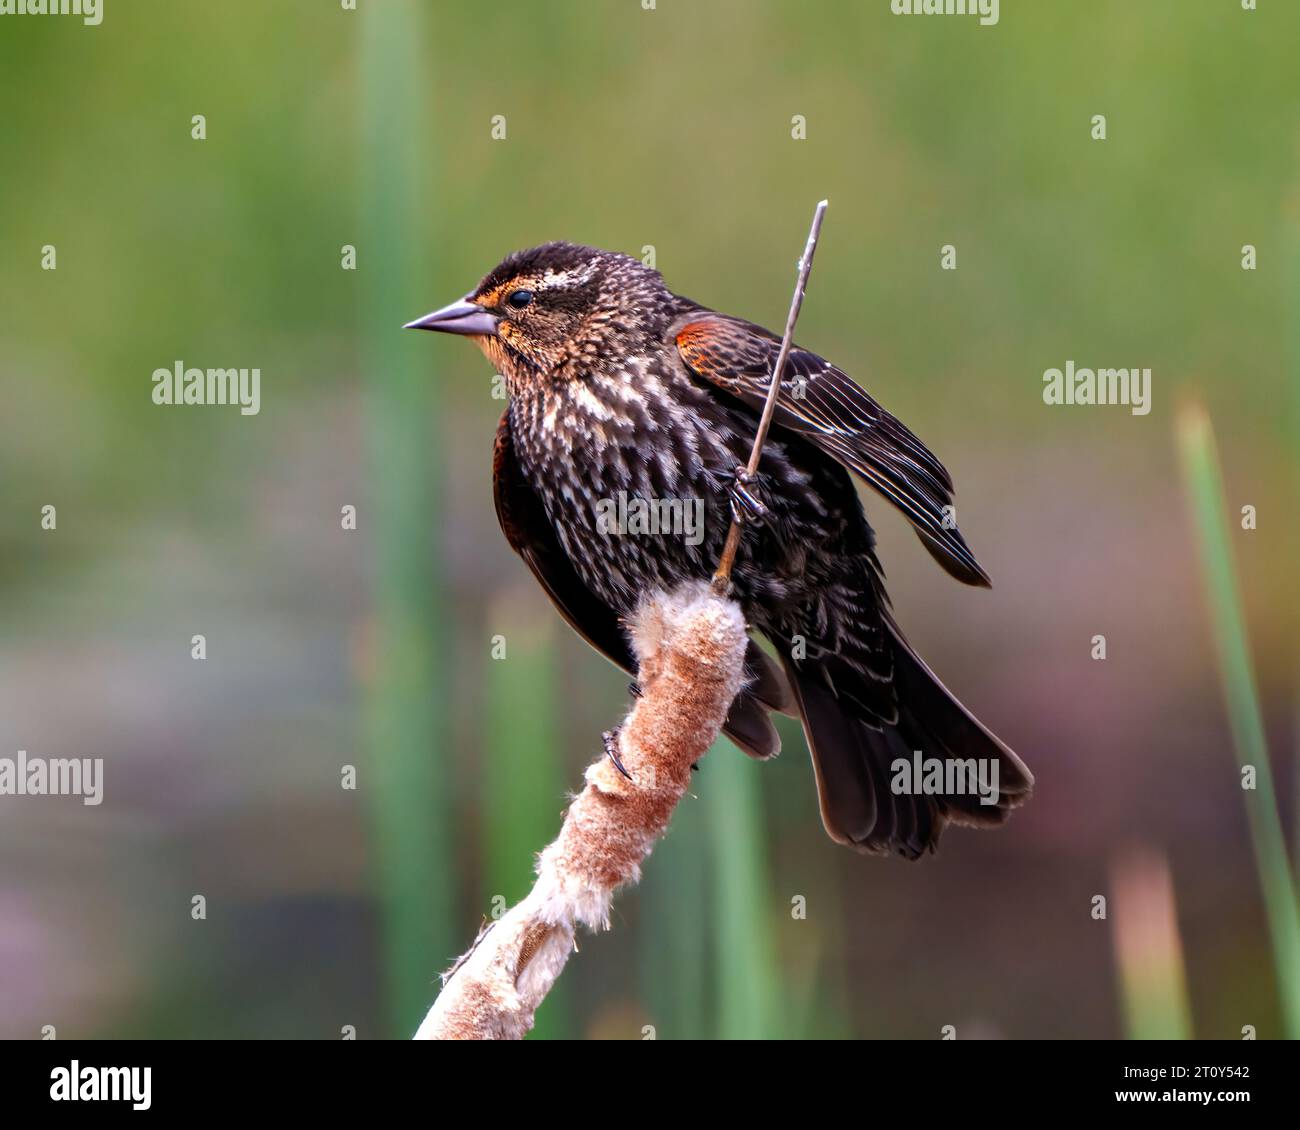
xmin=1110 ymin=849 xmax=1193 ymax=1040
xmin=1176 ymin=403 xmax=1300 ymax=1037
xmin=704 ymin=742 xmax=782 ymax=1038
xmin=1288 ymin=206 xmax=1300 ymax=884
xmin=360 ymin=4 xmax=453 ymax=1036
xmin=639 ymin=781 xmax=710 ymax=1040
xmin=483 ymin=597 xmax=568 ymax=1038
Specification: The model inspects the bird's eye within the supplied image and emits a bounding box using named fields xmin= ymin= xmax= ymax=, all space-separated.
xmin=507 ymin=290 xmax=534 ymax=309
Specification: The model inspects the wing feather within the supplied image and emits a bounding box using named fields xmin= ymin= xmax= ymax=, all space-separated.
xmin=674 ymin=314 xmax=990 ymax=586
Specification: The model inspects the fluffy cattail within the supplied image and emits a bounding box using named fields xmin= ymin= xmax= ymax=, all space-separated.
xmin=414 ymin=581 xmax=748 ymax=1040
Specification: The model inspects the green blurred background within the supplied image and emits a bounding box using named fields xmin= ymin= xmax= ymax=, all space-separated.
xmin=1 ymin=0 xmax=1297 ymax=1039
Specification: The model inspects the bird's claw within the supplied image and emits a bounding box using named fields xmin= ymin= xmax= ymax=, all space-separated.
xmin=728 ymin=466 xmax=768 ymax=526
xmin=602 ymin=727 xmax=634 ymax=782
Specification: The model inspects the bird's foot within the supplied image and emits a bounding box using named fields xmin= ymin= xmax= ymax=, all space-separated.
xmin=602 ymin=727 xmax=634 ymax=782
xmin=728 ymin=466 xmax=768 ymax=526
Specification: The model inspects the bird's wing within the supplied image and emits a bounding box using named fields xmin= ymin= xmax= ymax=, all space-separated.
xmin=674 ymin=313 xmax=990 ymax=587
xmin=492 ymin=410 xmax=791 ymax=758
xmin=493 ymin=410 xmax=636 ymax=671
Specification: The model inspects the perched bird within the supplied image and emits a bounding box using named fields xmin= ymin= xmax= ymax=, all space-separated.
xmin=407 ymin=242 xmax=1032 ymax=857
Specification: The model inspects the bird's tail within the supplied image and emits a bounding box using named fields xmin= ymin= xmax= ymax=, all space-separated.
xmin=780 ymin=619 xmax=1033 ymax=858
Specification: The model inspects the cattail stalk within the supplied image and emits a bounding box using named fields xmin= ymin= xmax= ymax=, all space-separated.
xmin=415 ymin=581 xmax=748 ymax=1040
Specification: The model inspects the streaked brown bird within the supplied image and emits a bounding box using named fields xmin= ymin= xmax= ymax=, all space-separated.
xmin=408 ymin=242 xmax=1032 ymax=857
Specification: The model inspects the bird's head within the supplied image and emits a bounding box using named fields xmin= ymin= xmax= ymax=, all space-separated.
xmin=406 ymin=242 xmax=673 ymax=385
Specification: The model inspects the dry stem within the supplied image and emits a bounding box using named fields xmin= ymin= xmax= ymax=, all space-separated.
xmin=712 ymin=199 xmax=829 ymax=594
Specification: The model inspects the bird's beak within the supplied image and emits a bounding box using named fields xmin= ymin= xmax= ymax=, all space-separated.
xmin=404 ymin=296 xmax=500 ymax=336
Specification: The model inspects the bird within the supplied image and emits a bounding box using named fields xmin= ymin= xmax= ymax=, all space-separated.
xmin=407 ymin=241 xmax=1032 ymax=858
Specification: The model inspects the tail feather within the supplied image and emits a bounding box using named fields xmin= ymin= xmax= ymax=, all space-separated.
xmin=779 ymin=620 xmax=1031 ymax=858
xmin=744 ymin=639 xmax=797 ymax=716
xmin=722 ymin=692 xmax=782 ymax=760
xmin=720 ymin=640 xmax=798 ymax=761
xmin=887 ymin=615 xmax=1033 ymax=827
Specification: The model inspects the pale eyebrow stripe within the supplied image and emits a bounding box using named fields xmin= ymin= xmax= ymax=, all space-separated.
xmin=482 ymin=261 xmax=597 ymax=305
xmin=538 ymin=262 xmax=597 ymax=288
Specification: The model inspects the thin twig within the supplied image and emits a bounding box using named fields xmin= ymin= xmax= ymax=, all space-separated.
xmin=711 ymin=199 xmax=829 ymax=595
